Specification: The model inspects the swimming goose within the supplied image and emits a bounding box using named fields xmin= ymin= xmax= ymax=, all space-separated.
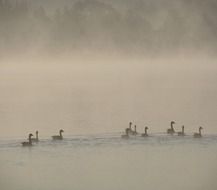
xmin=177 ymin=126 xmax=185 ymax=136
xmin=126 ymin=122 xmax=133 ymax=134
xmin=121 ymin=128 xmax=129 ymax=139
xmin=132 ymin=125 xmax=138 ymax=135
xmin=31 ymin=131 xmax=39 ymax=142
xmin=194 ymin=127 xmax=203 ymax=138
xmin=22 ymin=133 xmax=33 ymax=146
xmin=167 ymin=121 xmax=175 ymax=134
xmin=52 ymin=129 xmax=64 ymax=140
xmin=141 ymin=126 xmax=148 ymax=137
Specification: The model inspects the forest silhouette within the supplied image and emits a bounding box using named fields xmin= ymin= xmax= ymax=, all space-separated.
xmin=0 ymin=0 xmax=217 ymax=57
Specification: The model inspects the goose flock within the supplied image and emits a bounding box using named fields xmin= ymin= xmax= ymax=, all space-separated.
xmin=21 ymin=121 xmax=204 ymax=146
xmin=21 ymin=129 xmax=64 ymax=147
xmin=121 ymin=121 xmax=203 ymax=139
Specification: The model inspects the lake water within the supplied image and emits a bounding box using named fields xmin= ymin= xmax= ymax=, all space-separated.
xmin=0 ymin=133 xmax=217 ymax=190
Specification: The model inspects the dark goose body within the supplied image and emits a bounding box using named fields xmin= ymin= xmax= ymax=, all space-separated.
xmin=52 ymin=129 xmax=64 ymax=140
xmin=121 ymin=128 xmax=129 ymax=139
xmin=22 ymin=134 xmax=33 ymax=146
xmin=167 ymin=121 xmax=175 ymax=134
xmin=194 ymin=127 xmax=203 ymax=138
xmin=126 ymin=122 xmax=134 ymax=135
xmin=141 ymin=127 xmax=148 ymax=137
xmin=131 ymin=125 xmax=138 ymax=135
xmin=32 ymin=131 xmax=39 ymax=142
xmin=177 ymin=126 xmax=185 ymax=136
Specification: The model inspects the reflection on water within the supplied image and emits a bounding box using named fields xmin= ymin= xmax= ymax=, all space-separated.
xmin=0 ymin=133 xmax=217 ymax=190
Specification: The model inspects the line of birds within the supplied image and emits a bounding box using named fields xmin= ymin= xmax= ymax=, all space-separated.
xmin=21 ymin=121 xmax=204 ymax=146
xmin=21 ymin=129 xmax=64 ymax=147
xmin=121 ymin=121 xmax=203 ymax=139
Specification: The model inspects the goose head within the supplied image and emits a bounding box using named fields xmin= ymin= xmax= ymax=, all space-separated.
xmin=28 ymin=133 xmax=33 ymax=139
xmin=171 ymin=121 xmax=175 ymax=125
xmin=60 ymin=129 xmax=64 ymax=133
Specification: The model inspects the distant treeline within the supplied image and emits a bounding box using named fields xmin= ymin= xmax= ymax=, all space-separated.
xmin=0 ymin=0 xmax=217 ymax=56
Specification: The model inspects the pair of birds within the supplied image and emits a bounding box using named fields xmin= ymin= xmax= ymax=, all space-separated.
xmin=122 ymin=122 xmax=149 ymax=138
xmin=167 ymin=121 xmax=203 ymax=137
xmin=21 ymin=131 xmax=39 ymax=146
xmin=22 ymin=129 xmax=64 ymax=146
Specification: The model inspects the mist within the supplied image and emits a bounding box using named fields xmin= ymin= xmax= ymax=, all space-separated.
xmin=0 ymin=0 xmax=217 ymax=137
xmin=1 ymin=56 xmax=217 ymax=138
xmin=0 ymin=0 xmax=217 ymax=58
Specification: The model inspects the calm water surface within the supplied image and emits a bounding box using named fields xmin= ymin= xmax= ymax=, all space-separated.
xmin=0 ymin=133 xmax=217 ymax=190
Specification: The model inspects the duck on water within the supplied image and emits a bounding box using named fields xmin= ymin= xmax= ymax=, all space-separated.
xmin=22 ymin=133 xmax=33 ymax=146
xmin=52 ymin=129 xmax=64 ymax=140
xmin=167 ymin=121 xmax=175 ymax=134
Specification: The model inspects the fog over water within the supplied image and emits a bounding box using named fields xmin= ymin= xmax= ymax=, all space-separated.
xmin=1 ymin=57 xmax=217 ymax=137
xmin=0 ymin=0 xmax=217 ymax=190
